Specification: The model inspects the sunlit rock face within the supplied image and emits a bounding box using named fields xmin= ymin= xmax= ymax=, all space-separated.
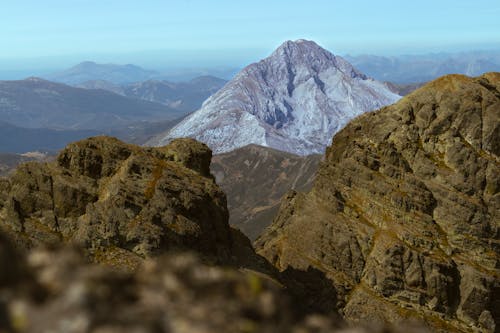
xmin=152 ymin=39 xmax=400 ymax=156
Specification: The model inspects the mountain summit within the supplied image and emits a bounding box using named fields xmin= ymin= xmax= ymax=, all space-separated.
xmin=151 ymin=40 xmax=401 ymax=155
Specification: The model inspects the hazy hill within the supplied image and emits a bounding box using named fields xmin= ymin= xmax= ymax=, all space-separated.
xmin=76 ymin=79 xmax=125 ymax=95
xmin=121 ymin=75 xmax=227 ymax=112
xmin=211 ymin=145 xmax=321 ymax=240
xmin=46 ymin=61 xmax=159 ymax=84
xmin=345 ymin=50 xmax=500 ymax=83
xmin=0 ymin=121 xmax=100 ymax=153
xmin=0 ymin=77 xmax=185 ymax=130
xmin=385 ymin=81 xmax=426 ymax=95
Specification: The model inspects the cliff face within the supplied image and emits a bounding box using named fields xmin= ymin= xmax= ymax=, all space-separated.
xmin=0 ymin=136 xmax=243 ymax=268
xmin=256 ymin=73 xmax=500 ymax=332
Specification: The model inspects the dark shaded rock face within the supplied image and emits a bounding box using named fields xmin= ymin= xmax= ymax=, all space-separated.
xmin=0 ymin=136 xmax=239 ymax=268
xmin=256 ymin=73 xmax=500 ymax=332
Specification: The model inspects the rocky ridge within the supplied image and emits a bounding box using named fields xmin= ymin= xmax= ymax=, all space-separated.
xmin=0 ymin=136 xmax=264 ymax=270
xmin=256 ymin=73 xmax=500 ymax=332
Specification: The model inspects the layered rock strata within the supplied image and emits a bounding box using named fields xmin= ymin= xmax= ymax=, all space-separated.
xmin=256 ymin=73 xmax=500 ymax=332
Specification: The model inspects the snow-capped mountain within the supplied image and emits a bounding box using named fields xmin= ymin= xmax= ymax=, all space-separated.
xmin=150 ymin=39 xmax=401 ymax=155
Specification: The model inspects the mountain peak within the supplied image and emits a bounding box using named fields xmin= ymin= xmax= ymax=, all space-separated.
xmin=154 ymin=40 xmax=401 ymax=155
xmin=269 ymin=39 xmax=365 ymax=80
xmin=273 ymin=39 xmax=332 ymax=60
xmin=278 ymin=38 xmax=320 ymax=48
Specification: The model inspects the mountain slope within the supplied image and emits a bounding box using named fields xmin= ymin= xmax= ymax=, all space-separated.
xmin=211 ymin=145 xmax=321 ymax=240
xmin=151 ymin=40 xmax=401 ymax=155
xmin=0 ymin=77 xmax=185 ymax=130
xmin=122 ymin=75 xmax=227 ymax=112
xmin=0 ymin=136 xmax=272 ymax=272
xmin=255 ymin=73 xmax=500 ymax=331
xmin=0 ymin=121 xmax=100 ymax=153
xmin=77 ymin=76 xmax=227 ymax=113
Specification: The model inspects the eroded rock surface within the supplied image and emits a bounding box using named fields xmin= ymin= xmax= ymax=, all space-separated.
xmin=256 ymin=73 xmax=500 ymax=332
xmin=0 ymin=136 xmax=248 ymax=269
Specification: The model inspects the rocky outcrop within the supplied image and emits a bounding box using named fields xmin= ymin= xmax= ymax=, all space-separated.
xmin=256 ymin=73 xmax=500 ymax=332
xmin=211 ymin=144 xmax=321 ymax=240
xmin=0 ymin=136 xmax=260 ymax=270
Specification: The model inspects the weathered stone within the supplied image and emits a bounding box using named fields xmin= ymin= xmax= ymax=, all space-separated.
xmin=0 ymin=136 xmax=254 ymax=270
xmin=256 ymin=73 xmax=500 ymax=331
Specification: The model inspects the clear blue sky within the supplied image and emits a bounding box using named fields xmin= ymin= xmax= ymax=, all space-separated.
xmin=1 ymin=0 xmax=499 ymax=69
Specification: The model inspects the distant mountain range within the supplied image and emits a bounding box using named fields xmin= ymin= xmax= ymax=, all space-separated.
xmin=76 ymin=76 xmax=227 ymax=113
xmin=45 ymin=61 xmax=159 ymax=85
xmin=0 ymin=77 xmax=193 ymax=153
xmin=151 ymin=40 xmax=401 ymax=155
xmin=0 ymin=77 xmax=185 ymax=130
xmin=345 ymin=50 xmax=500 ymax=83
xmin=44 ymin=61 xmax=237 ymax=84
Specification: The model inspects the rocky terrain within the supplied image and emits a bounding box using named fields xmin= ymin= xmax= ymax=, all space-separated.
xmin=256 ymin=73 xmax=500 ymax=332
xmin=0 ymin=136 xmax=272 ymax=272
xmin=151 ymin=39 xmax=400 ymax=155
xmin=0 ymin=136 xmax=429 ymax=333
xmin=211 ymin=145 xmax=321 ymax=240
xmin=0 ymin=228 xmax=435 ymax=333
xmin=1 ymin=73 xmax=498 ymax=332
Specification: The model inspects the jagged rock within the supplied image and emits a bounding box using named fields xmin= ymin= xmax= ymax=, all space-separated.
xmin=256 ymin=73 xmax=500 ymax=331
xmin=0 ymin=136 xmax=255 ymax=269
